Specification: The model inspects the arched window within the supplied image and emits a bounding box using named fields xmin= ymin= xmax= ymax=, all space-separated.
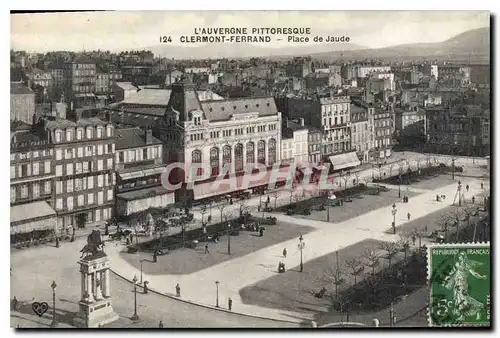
xmin=246 ymin=142 xmax=255 ymax=164
xmin=86 ymin=127 xmax=93 ymax=139
xmin=235 ymin=143 xmax=244 ymax=172
xmin=76 ymin=128 xmax=83 ymax=140
xmin=192 ymin=149 xmax=202 ymax=176
xmin=268 ymin=138 xmax=276 ymax=166
xmin=106 ymin=125 xmax=113 ymax=137
xmin=222 ymin=145 xmax=232 ymax=168
xmin=257 ymin=140 xmax=266 ymax=165
xmin=66 ymin=129 xmax=73 ymax=142
xmin=55 ymin=130 xmax=61 ymax=143
xmin=210 ymin=147 xmax=220 ymax=176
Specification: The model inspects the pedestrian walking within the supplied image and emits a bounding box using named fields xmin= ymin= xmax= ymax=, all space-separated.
xmin=205 ymin=244 xmax=209 ymax=254
xmin=472 ymin=196 xmax=475 ymax=204
xmin=424 ymin=225 xmax=428 ymax=233
xmin=55 ymin=236 xmax=59 ymax=248
xmin=228 ymin=297 xmax=233 ymax=311
xmin=466 ymin=184 xmax=470 ymax=192
xmin=175 ymin=283 xmax=181 ymax=297
xmin=411 ymin=234 xmax=416 ymax=246
xmin=126 ymin=238 xmax=130 ymax=245
xmin=407 ymin=212 xmax=411 ymax=221
xmin=283 ymin=248 xmax=287 ymax=258
xmin=159 ymin=320 xmax=164 ymax=328
xmin=481 ymin=182 xmax=484 ymax=190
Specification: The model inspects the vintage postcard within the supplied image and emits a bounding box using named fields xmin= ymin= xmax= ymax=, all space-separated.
xmin=10 ymin=10 xmax=491 ymax=329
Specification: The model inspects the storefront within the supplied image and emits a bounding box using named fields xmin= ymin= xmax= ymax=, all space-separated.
xmin=328 ymin=152 xmax=361 ymax=171
xmin=116 ymin=186 xmax=175 ymax=216
xmin=11 ymin=201 xmax=57 ymax=245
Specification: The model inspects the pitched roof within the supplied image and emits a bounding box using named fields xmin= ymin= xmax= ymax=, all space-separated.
xmin=201 ymin=97 xmax=278 ymax=122
xmin=115 ymin=82 xmax=138 ymax=91
xmin=115 ymin=127 xmax=162 ymax=149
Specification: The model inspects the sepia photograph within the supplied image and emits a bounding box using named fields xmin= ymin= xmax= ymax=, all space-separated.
xmin=9 ymin=9 xmax=491 ymax=329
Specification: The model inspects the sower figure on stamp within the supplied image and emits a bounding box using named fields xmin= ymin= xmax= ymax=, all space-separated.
xmin=442 ymin=252 xmax=487 ymax=321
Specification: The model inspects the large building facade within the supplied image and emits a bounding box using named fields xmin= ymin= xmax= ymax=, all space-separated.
xmin=155 ymin=79 xmax=282 ymax=200
xmin=45 ymin=116 xmax=115 ymax=234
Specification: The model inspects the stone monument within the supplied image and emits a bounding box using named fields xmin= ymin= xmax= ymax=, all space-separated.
xmin=73 ymin=230 xmax=119 ymax=328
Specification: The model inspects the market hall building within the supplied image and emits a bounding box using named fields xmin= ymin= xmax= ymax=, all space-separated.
xmin=154 ymin=78 xmax=287 ymax=202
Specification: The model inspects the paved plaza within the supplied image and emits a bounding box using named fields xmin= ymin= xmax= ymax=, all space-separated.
xmin=11 ymin=153 xmax=490 ymax=327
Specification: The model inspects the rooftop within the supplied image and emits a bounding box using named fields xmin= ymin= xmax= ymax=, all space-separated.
xmin=201 ymin=97 xmax=278 ymax=122
xmin=115 ymin=127 xmax=162 ymax=150
xmin=117 ymin=88 xmax=224 ymax=107
xmin=11 ymin=82 xmax=33 ymax=95
xmin=45 ymin=117 xmax=108 ymax=130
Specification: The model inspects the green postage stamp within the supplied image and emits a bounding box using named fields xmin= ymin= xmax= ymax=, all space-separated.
xmin=427 ymin=242 xmax=491 ymax=327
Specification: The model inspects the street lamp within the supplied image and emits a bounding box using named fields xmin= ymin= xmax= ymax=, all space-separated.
xmin=131 ymin=275 xmax=139 ymax=321
xmin=50 ymin=281 xmax=57 ymax=327
xmin=215 ymin=281 xmax=220 ymax=308
xmin=227 ymin=222 xmax=231 ymax=255
xmin=298 ymin=235 xmax=305 ymax=272
xmin=391 ymin=203 xmax=397 ymax=234
xmin=398 ymin=172 xmax=402 ymax=198
xmin=451 ymin=158 xmax=456 ymax=180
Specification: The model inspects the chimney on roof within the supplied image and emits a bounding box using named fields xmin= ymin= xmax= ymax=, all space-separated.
xmin=145 ymin=129 xmax=153 ymax=144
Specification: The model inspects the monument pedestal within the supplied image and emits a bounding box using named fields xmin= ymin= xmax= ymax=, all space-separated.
xmin=73 ymin=254 xmax=119 ymax=328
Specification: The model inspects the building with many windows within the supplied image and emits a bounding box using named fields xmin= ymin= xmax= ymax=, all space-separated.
xmin=10 ymin=122 xmax=56 ymax=244
xmin=373 ymin=106 xmax=395 ymax=159
xmin=114 ymin=127 xmax=173 ymax=217
xmin=350 ymin=100 xmax=375 ymax=163
xmin=45 ymin=115 xmax=115 ymax=234
xmin=282 ymin=118 xmax=309 ymax=164
xmin=63 ymin=57 xmax=97 ymax=95
xmin=11 ymin=82 xmax=35 ymax=125
xmin=155 ymin=78 xmax=282 ymax=201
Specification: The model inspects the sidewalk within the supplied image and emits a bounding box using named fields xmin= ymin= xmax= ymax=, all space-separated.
xmin=107 ymin=178 xmax=485 ymax=323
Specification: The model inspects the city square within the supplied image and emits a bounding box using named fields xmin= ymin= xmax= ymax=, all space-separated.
xmin=10 ymin=11 xmax=490 ymax=329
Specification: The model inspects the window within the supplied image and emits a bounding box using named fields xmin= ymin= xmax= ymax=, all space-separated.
xmin=20 ymin=184 xmax=28 ymax=199
xmin=268 ymin=139 xmax=277 ymax=166
xmin=222 ymin=145 xmax=232 ymax=167
xmin=77 ymin=195 xmax=84 ymax=206
xmin=257 ymin=140 xmax=266 ymax=164
xmin=88 ymin=176 xmax=94 ymax=189
xmin=75 ymin=178 xmax=83 ymax=191
xmin=66 ymin=129 xmax=72 ymax=142
xmin=86 ymin=127 xmax=93 ymax=139
xmin=10 ymin=187 xmax=15 ymax=203
xmin=56 ymin=198 xmax=63 ymax=210
xmin=246 ymin=142 xmax=255 ymax=164
xmin=107 ymin=189 xmax=113 ymax=201
xmin=10 ymin=166 xmax=15 ymax=178
xmin=65 ymin=148 xmax=72 ymax=160
xmin=106 ymin=125 xmax=113 ymax=137
xmin=32 ymin=162 xmax=39 ymax=175
xmin=234 ymin=143 xmax=244 ymax=172
xmin=55 ymin=131 xmax=61 ymax=142
xmin=56 ymin=149 xmax=62 ymax=160
xmin=77 ymin=128 xmax=83 ymax=140
xmin=56 ymin=165 xmax=62 ymax=176
xmin=66 ymin=179 xmax=74 ymax=192
xmin=143 ymin=148 xmax=148 ymax=160
xmin=98 ymin=174 xmax=103 ymax=187
xmin=98 ymin=191 xmax=103 ymax=204
xmin=66 ymin=163 xmax=73 ymax=175
xmin=67 ymin=197 xmax=73 ymax=210
xmin=97 ymin=127 xmax=103 ymax=138
xmin=210 ymin=147 xmax=220 ymax=176
xmin=97 ymin=145 xmax=103 ymax=155
xmin=107 ymin=158 xmax=113 ymax=169
xmin=44 ymin=181 xmax=51 ymax=194
xmin=192 ymin=150 xmax=203 ymax=176
xmin=98 ymin=160 xmax=103 ymax=171
xmin=88 ymin=193 xmax=94 ymax=205
xmin=119 ymin=152 xmax=124 ymax=163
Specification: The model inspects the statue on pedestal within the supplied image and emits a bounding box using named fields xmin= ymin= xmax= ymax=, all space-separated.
xmin=80 ymin=230 xmax=105 ymax=259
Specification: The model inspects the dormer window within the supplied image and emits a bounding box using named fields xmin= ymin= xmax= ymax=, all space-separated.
xmin=66 ymin=129 xmax=73 ymax=142
xmin=86 ymin=127 xmax=93 ymax=139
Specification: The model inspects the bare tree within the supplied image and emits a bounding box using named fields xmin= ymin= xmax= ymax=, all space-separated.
xmin=269 ymin=190 xmax=279 ymax=209
xmin=237 ymin=199 xmax=250 ymax=224
xmin=363 ymin=248 xmax=380 ymax=276
xmin=345 ymin=257 xmax=364 ymax=285
xmin=324 ymin=252 xmax=345 ymax=300
xmin=200 ymin=204 xmax=208 ymax=226
xmin=413 ymin=228 xmax=426 ymax=248
xmin=449 ymin=209 xmax=464 ymax=241
xmin=222 ymin=209 xmax=234 ymax=223
xmin=216 ymin=202 xmax=228 ymax=224
xmin=398 ymin=233 xmax=411 ymax=260
xmin=462 ymin=205 xmax=479 ymax=241
xmin=378 ymin=241 xmax=400 ymax=269
xmin=436 ymin=214 xmax=452 ymax=242
xmin=353 ymin=172 xmax=361 ymax=187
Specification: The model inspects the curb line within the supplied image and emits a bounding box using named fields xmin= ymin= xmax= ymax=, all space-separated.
xmin=110 ymin=269 xmax=304 ymax=326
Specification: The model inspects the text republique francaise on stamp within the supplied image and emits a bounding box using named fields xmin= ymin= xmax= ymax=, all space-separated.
xmin=427 ymin=243 xmax=490 ymax=327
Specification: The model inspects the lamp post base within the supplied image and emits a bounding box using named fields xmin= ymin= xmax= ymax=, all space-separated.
xmin=50 ymin=320 xmax=57 ymax=328
xmin=300 ymin=263 xmax=303 ymax=272
xmin=131 ymin=313 xmax=139 ymax=321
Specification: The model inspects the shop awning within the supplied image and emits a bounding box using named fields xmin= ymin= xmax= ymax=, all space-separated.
xmin=117 ymin=186 xmax=173 ymax=201
xmin=119 ymin=167 xmax=166 ymax=180
xmin=328 ymin=152 xmax=361 ymax=171
xmin=10 ymin=201 xmax=57 ymax=235
xmin=193 ymin=166 xmax=294 ymax=200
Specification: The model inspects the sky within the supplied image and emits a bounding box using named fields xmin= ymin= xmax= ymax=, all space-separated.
xmin=10 ymin=11 xmax=490 ymax=53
